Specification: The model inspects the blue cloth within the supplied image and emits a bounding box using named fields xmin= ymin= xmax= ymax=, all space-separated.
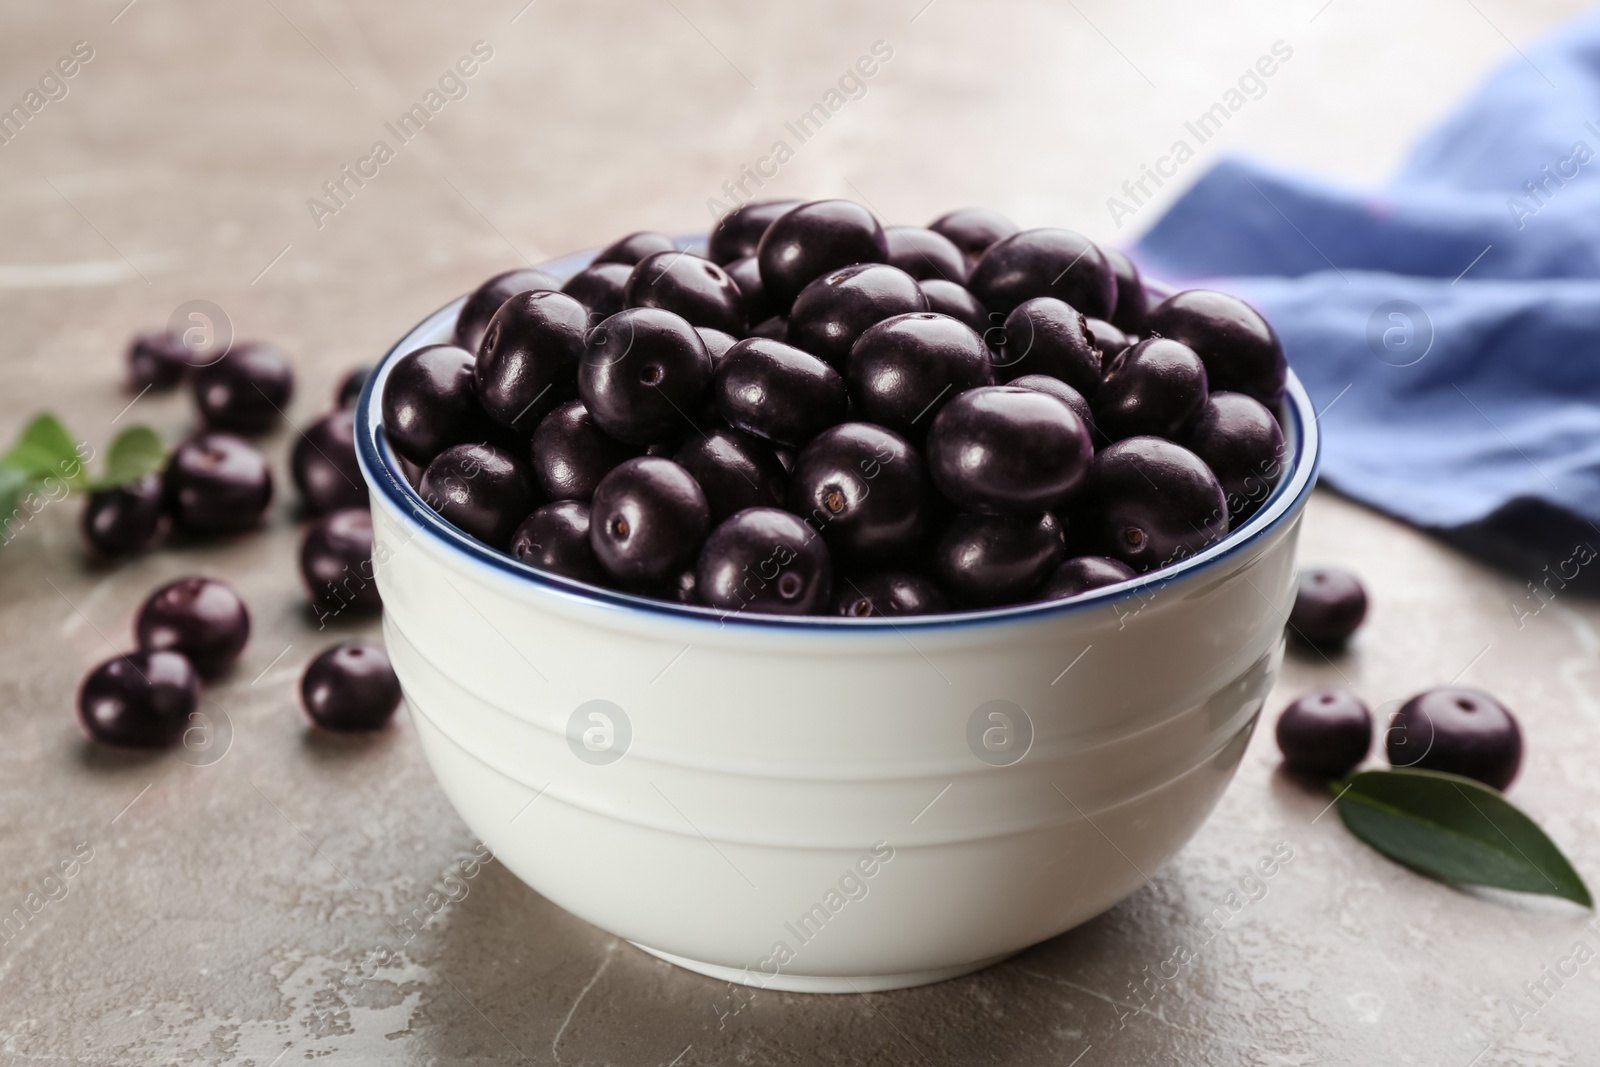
xmin=1133 ymin=12 xmax=1600 ymax=580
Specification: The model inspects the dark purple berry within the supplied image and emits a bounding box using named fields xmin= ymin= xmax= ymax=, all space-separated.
xmin=589 ymin=457 xmax=710 ymax=586
xmin=748 ymin=316 xmax=788 ymax=341
xmin=454 ymin=267 xmax=561 ymax=352
xmin=135 ymin=576 xmax=251 ymax=679
xmin=932 ymin=512 xmax=1065 ymax=608
xmin=419 ymin=443 xmax=538 ymax=548
xmin=1144 ymin=290 xmax=1285 ymax=407
xmin=1387 ymin=688 xmax=1522 ymax=790
xmin=127 ymin=331 xmax=194 ymax=391
xmin=992 ymin=297 xmax=1101 ymax=395
xmin=509 ymin=500 xmax=604 ymax=583
xmin=1276 ymin=690 xmax=1372 ymax=779
xmin=917 ymin=279 xmax=991 ymax=335
xmin=696 ymin=507 xmax=831 ymax=615
xmin=561 ymin=261 xmax=633 ymax=322
xmin=1085 ymin=437 xmax=1227 ymax=571
xmin=578 ymin=308 xmax=713 ymax=445
xmin=336 ymin=365 xmax=372 ymax=409
xmin=724 ymin=255 xmax=776 ymax=324
xmin=757 ymin=200 xmax=888 ymax=313
xmin=1009 ymin=375 xmax=1094 ymax=438
xmin=709 ymin=199 xmax=801 ymax=264
xmin=715 ymin=338 xmax=847 ymax=448
xmin=292 ymin=409 xmax=368 ymax=516
xmin=625 ymin=251 xmax=747 ymax=335
xmin=788 ymin=263 xmax=928 ymax=369
xmin=1085 ymin=318 xmax=1132 ymax=357
xmin=1102 ymin=246 xmax=1147 ymax=334
xmin=834 ymin=571 xmax=949 ymax=617
xmin=531 ymin=399 xmax=642 ymax=501
xmin=789 ymin=423 xmax=930 ymax=561
xmin=1183 ymin=392 xmax=1285 ymax=524
xmin=191 ymin=342 xmax=295 ymax=436
xmin=1288 ymin=568 xmax=1367 ymax=648
xmin=884 ymin=225 xmax=968 ymax=283
xmin=673 ymin=427 xmax=787 ymax=524
xmin=594 ymin=231 xmax=679 ymax=266
xmin=381 ymin=344 xmax=491 ymax=467
xmin=163 ymin=433 xmax=273 ymax=537
xmin=1037 ymin=555 xmax=1135 ymax=600
xmin=968 ymin=229 xmax=1116 ymax=320
xmin=928 ymin=208 xmax=1019 ymax=264
xmin=82 ymin=473 xmax=166 ymax=559
xmin=927 ymin=386 xmax=1092 ymax=514
xmin=847 ymin=312 xmax=992 ymax=439
xmin=301 ymin=508 xmax=380 ymax=618
xmin=78 ymin=650 xmax=199 ymax=748
xmin=696 ymin=328 xmax=739 ymax=368
xmin=1093 ymin=337 xmax=1209 ymax=442
xmin=300 ymin=640 xmax=402 ymax=731
xmin=475 ymin=289 xmax=589 ymax=433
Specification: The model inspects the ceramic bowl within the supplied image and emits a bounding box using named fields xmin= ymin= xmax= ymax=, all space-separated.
xmin=354 ymin=243 xmax=1320 ymax=993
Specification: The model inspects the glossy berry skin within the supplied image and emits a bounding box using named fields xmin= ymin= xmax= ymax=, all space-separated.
xmin=1288 ymin=568 xmax=1367 ymax=647
xmin=847 ymin=313 xmax=992 ymax=439
xmin=1085 ymin=437 xmax=1227 ymax=571
xmin=927 ymin=386 xmax=1092 ymax=514
xmin=1276 ymin=690 xmax=1372 ymax=779
xmin=579 ymin=308 xmax=713 ymax=445
xmin=709 ymin=199 xmax=801 ymax=264
xmin=696 ymin=507 xmax=831 ymax=615
xmin=715 ymin=337 xmax=847 ymax=449
xmin=454 ymin=267 xmax=561 ymax=352
xmin=968 ymin=228 xmax=1116 ymax=320
xmin=300 ymin=640 xmax=402 ymax=732
xmin=475 ymin=289 xmax=589 ymax=433
xmin=1038 ymin=555 xmax=1136 ymax=600
xmin=885 ymin=225 xmax=968 ymax=283
xmin=748 ymin=316 xmax=788 ymax=341
xmin=1144 ymin=290 xmax=1286 ymax=406
xmin=1094 ymin=338 xmax=1209 ymax=442
xmin=788 ymin=263 xmax=928 ymax=369
xmin=674 ymin=427 xmax=787 ymax=524
xmin=336 ymin=365 xmax=372 ymax=409
xmin=917 ymin=279 xmax=991 ymax=335
xmin=82 ymin=473 xmax=166 ymax=559
xmin=163 ymin=433 xmax=273 ymax=537
xmin=594 ymin=231 xmax=680 ymax=266
xmin=128 ymin=331 xmax=194 ymax=391
xmin=724 ymin=256 xmax=776 ymax=325
xmin=696 ymin=328 xmax=738 ymax=368
xmin=531 ymin=399 xmax=641 ymax=501
xmin=1085 ymin=318 xmax=1132 ymax=357
xmin=301 ymin=508 xmax=380 ymax=617
xmin=993 ymin=297 xmax=1101 ymax=395
xmin=1184 ymin=392 xmax=1285 ymax=524
xmin=1387 ymin=688 xmax=1523 ymax=790
xmin=789 ymin=423 xmax=930 ymax=561
xmin=833 ymin=570 xmax=949 ymax=617
xmin=928 ymin=208 xmax=1020 ymax=263
xmin=932 ymin=512 xmax=1065 ymax=608
xmin=381 ymin=344 xmax=491 ymax=468
xmin=509 ymin=500 xmax=604 ymax=583
xmin=1102 ymin=246 xmax=1148 ymax=334
xmin=135 ymin=576 xmax=251 ymax=679
xmin=625 ymin=251 xmax=747 ymax=335
xmin=757 ymin=199 xmax=888 ymax=313
xmin=1009 ymin=375 xmax=1094 ymax=438
xmin=590 ymin=457 xmax=711 ymax=586
xmin=78 ymin=650 xmax=199 ymax=748
xmin=292 ymin=408 xmax=368 ymax=515
xmin=561 ymin=261 xmax=633 ymax=322
xmin=420 ymin=443 xmax=538 ymax=548
xmin=191 ymin=342 xmax=295 ymax=436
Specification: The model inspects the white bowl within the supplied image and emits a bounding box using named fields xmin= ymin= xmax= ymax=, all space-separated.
xmin=354 ymin=250 xmax=1321 ymax=993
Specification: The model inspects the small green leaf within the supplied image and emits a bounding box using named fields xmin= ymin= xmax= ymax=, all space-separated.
xmin=0 ymin=466 xmax=34 ymax=543
xmin=1 ymin=413 xmax=85 ymax=487
xmin=91 ymin=425 xmax=165 ymax=490
xmin=1336 ymin=768 xmax=1592 ymax=907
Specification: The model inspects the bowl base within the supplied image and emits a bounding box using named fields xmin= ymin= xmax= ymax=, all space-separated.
xmin=629 ymin=942 xmax=1017 ymax=993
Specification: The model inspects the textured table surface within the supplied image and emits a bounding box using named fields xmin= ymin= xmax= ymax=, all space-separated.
xmin=2 ymin=1 xmax=1598 ymax=1064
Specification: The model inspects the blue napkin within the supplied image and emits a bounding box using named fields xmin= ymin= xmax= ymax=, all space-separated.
xmin=1133 ymin=12 xmax=1600 ymax=586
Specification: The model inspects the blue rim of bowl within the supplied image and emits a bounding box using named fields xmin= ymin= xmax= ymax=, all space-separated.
xmin=355 ymin=242 xmax=1322 ymax=632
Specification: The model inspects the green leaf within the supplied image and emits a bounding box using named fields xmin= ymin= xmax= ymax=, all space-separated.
xmin=91 ymin=425 xmax=165 ymax=490
xmin=0 ymin=466 xmax=33 ymax=541
xmin=1 ymin=413 xmax=85 ymax=487
xmin=1336 ymin=768 xmax=1592 ymax=907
